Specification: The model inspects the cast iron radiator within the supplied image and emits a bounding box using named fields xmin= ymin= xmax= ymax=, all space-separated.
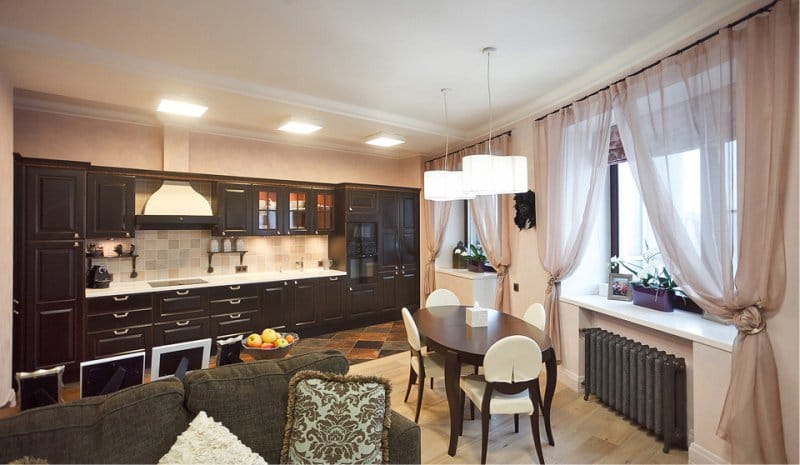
xmin=582 ymin=328 xmax=687 ymax=452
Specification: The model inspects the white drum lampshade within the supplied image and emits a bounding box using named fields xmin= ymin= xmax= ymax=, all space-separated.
xmin=424 ymin=170 xmax=475 ymax=201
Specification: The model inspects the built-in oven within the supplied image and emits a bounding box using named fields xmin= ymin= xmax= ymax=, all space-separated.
xmin=346 ymin=222 xmax=377 ymax=284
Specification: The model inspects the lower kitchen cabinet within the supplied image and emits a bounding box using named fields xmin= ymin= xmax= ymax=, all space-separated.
xmin=33 ymin=304 xmax=79 ymax=368
xmin=86 ymin=325 xmax=152 ymax=359
xmin=316 ymin=276 xmax=345 ymax=324
xmin=155 ymin=288 xmax=209 ymax=322
xmin=210 ymin=310 xmax=260 ymax=340
xmin=347 ymin=283 xmax=378 ymax=319
xmin=377 ymin=271 xmax=399 ymax=314
xmin=398 ymin=267 xmax=420 ymax=311
xmin=260 ymin=282 xmax=290 ymax=331
xmin=290 ymin=279 xmax=317 ymax=329
xmin=153 ymin=317 xmax=211 ymax=346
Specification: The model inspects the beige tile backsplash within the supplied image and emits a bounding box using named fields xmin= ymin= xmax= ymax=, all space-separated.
xmin=89 ymin=230 xmax=329 ymax=283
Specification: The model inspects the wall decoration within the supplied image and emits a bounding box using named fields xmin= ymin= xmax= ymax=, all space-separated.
xmin=513 ymin=189 xmax=536 ymax=230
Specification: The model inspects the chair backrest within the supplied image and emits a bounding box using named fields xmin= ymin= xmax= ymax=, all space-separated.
xmin=216 ymin=335 xmax=244 ymax=366
xmin=401 ymin=307 xmax=422 ymax=351
xmin=15 ymin=365 xmax=64 ymax=410
xmin=522 ymin=303 xmax=546 ymax=331
xmin=425 ymin=288 xmax=459 ymax=307
xmin=483 ymin=336 xmax=542 ymax=383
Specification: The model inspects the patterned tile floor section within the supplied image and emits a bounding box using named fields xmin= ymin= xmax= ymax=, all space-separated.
xmin=290 ymin=320 xmax=409 ymax=365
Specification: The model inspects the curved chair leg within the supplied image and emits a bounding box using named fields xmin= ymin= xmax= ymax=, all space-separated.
xmin=414 ymin=375 xmax=424 ymax=423
xmin=404 ymin=366 xmax=417 ymax=403
xmin=514 ymin=413 xmax=519 ymax=433
xmin=480 ymin=408 xmax=490 ymax=465
xmin=459 ymin=390 xmax=465 ymax=436
xmin=530 ymin=390 xmax=545 ymax=464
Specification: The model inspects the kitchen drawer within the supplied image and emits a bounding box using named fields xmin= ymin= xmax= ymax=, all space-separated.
xmin=155 ymin=289 xmax=209 ymax=322
xmin=153 ymin=317 xmax=210 ymax=346
xmin=87 ymin=293 xmax=153 ymax=315
xmin=86 ymin=325 xmax=152 ymax=359
xmin=209 ymin=295 xmax=259 ymax=315
xmin=87 ymin=307 xmax=153 ymax=332
xmin=209 ymin=283 xmax=258 ymax=301
xmin=210 ymin=310 xmax=259 ymax=340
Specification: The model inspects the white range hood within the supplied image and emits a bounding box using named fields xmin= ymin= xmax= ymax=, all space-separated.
xmin=143 ymin=180 xmax=213 ymax=215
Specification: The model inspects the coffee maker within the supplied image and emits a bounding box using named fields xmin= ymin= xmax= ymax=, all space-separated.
xmin=87 ymin=265 xmax=112 ymax=288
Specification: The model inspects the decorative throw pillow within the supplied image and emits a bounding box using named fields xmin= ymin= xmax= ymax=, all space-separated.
xmin=159 ymin=411 xmax=267 ymax=465
xmin=281 ymin=370 xmax=391 ymax=465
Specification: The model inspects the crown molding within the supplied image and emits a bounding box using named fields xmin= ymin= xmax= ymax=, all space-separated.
xmin=14 ymin=93 xmax=423 ymax=160
xmin=0 ymin=25 xmax=467 ymax=140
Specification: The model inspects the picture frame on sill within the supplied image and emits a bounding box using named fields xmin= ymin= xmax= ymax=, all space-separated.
xmin=608 ymin=273 xmax=633 ymax=301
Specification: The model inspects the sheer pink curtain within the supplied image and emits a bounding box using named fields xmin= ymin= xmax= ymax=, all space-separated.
xmin=422 ymin=157 xmax=452 ymax=296
xmin=610 ymin=1 xmax=796 ymax=462
xmin=533 ymin=93 xmax=613 ymax=358
xmin=460 ymin=134 xmax=513 ymax=312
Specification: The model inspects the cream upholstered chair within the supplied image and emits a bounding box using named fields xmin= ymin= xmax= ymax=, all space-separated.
xmin=401 ymin=306 xmax=447 ymax=422
xmin=425 ymin=288 xmax=459 ymax=307
xmin=522 ymin=303 xmax=546 ymax=331
xmin=459 ymin=335 xmax=545 ymax=465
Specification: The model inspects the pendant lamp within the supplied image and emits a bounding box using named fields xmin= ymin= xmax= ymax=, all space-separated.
xmin=463 ymin=47 xmax=528 ymax=195
xmin=424 ymin=88 xmax=475 ymax=201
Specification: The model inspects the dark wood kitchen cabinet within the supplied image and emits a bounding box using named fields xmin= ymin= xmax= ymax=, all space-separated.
xmin=313 ymin=190 xmax=335 ymax=235
xmin=85 ymin=293 xmax=154 ymax=360
xmin=376 ymin=190 xmax=419 ymax=314
xmin=253 ymin=185 xmax=284 ymax=236
xmin=25 ymin=166 xmax=86 ymax=241
xmin=347 ymin=283 xmax=379 ymax=319
xmin=215 ymin=183 xmax=253 ymax=236
xmin=286 ymin=189 xmax=312 ymax=235
xmin=289 ymin=278 xmax=317 ymax=329
xmin=87 ymin=173 xmax=135 ymax=239
xmin=316 ymin=275 xmax=345 ymax=324
xmin=260 ymin=281 xmax=290 ymax=331
xmin=344 ymin=188 xmax=378 ymax=221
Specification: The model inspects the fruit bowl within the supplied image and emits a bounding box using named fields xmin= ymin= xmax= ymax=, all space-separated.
xmin=241 ymin=332 xmax=299 ymax=360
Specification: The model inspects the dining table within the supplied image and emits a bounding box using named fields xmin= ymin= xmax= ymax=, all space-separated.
xmin=413 ymin=305 xmax=556 ymax=456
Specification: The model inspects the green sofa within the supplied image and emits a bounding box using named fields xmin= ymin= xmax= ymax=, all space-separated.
xmin=0 ymin=350 xmax=420 ymax=464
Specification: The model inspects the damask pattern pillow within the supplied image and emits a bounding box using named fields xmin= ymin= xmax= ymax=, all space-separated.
xmin=280 ymin=370 xmax=391 ymax=465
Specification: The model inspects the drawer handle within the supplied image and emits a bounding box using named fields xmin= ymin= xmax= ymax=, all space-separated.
xmin=175 ymin=320 xmax=190 ymax=326
xmin=229 ymin=299 xmax=241 ymax=305
xmin=113 ymin=295 xmax=130 ymax=302
xmin=329 ymin=277 xmax=338 ymax=281
xmin=113 ymin=328 xmax=129 ymax=336
xmin=349 ymin=287 xmax=353 ymax=291
xmin=113 ymin=312 xmax=129 ymax=319
xmin=229 ymin=313 xmax=242 ymax=319
xmin=229 ymin=285 xmax=241 ymax=290
xmin=176 ymin=290 xmax=190 ymax=296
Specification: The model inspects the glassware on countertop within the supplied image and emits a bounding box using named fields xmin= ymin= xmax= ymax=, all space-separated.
xmin=210 ymin=238 xmax=220 ymax=252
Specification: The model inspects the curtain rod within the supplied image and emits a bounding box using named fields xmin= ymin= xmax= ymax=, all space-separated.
xmin=426 ymin=130 xmax=512 ymax=164
xmin=534 ymin=0 xmax=779 ymax=122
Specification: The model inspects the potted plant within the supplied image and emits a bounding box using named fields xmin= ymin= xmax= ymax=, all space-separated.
xmin=466 ymin=243 xmax=494 ymax=273
xmin=609 ymin=246 xmax=678 ymax=312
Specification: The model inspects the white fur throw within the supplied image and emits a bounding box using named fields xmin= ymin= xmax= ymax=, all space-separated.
xmin=159 ymin=411 xmax=267 ymax=465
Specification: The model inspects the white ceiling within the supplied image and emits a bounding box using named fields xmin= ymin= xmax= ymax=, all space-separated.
xmin=0 ymin=0 xmax=763 ymax=158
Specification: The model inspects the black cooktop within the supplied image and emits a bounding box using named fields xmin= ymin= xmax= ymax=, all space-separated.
xmin=148 ymin=278 xmax=207 ymax=288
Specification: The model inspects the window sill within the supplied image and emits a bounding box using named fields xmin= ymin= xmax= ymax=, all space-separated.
xmin=435 ymin=267 xmax=497 ymax=280
xmin=561 ymin=294 xmax=737 ymax=352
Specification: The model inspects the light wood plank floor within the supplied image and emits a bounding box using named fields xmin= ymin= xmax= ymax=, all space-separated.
xmin=349 ymin=352 xmax=689 ymax=464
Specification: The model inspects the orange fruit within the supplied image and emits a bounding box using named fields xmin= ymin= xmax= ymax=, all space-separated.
xmin=285 ymin=334 xmax=295 ymax=344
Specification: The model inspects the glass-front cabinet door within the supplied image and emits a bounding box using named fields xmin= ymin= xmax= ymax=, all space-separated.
xmin=314 ymin=190 xmax=334 ymax=234
xmin=254 ymin=186 xmax=283 ymax=236
xmin=286 ymin=189 xmax=312 ymax=234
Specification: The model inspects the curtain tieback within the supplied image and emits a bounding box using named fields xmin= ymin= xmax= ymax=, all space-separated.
xmin=732 ymin=303 xmax=766 ymax=335
xmin=495 ymin=264 xmax=509 ymax=277
xmin=546 ymin=273 xmax=561 ymax=295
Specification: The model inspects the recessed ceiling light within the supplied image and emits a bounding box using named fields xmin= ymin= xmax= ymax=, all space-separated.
xmin=278 ymin=119 xmax=323 ymax=134
xmin=157 ymin=99 xmax=208 ymax=117
xmin=365 ymin=132 xmax=405 ymax=147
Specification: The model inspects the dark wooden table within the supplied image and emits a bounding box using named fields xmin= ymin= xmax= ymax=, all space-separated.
xmin=413 ymin=305 xmax=556 ymax=456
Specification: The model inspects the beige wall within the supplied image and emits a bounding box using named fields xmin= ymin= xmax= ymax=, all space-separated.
xmin=0 ymin=66 xmax=13 ymax=406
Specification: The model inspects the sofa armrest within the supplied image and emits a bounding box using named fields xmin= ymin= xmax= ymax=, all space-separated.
xmin=387 ymin=410 xmax=420 ymax=464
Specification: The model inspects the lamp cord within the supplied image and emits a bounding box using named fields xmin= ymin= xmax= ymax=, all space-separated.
xmin=442 ymin=89 xmax=450 ymax=171
xmin=486 ymin=49 xmax=493 ymax=156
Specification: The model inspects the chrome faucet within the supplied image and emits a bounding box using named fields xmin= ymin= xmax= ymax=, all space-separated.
xmin=296 ymin=257 xmax=304 ymax=271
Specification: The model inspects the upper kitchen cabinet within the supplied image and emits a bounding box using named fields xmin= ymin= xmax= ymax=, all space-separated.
xmin=87 ymin=173 xmax=135 ymax=239
xmin=379 ymin=191 xmax=418 ymax=269
xmin=253 ymin=185 xmax=284 ymax=236
xmin=344 ymin=187 xmax=378 ymax=221
xmin=286 ymin=189 xmax=312 ymax=235
xmin=313 ymin=190 xmax=335 ymax=235
xmin=25 ymin=166 xmax=86 ymax=241
xmin=215 ymin=183 xmax=253 ymax=236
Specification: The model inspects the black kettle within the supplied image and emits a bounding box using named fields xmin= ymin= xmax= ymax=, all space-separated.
xmin=87 ymin=265 xmax=112 ymax=289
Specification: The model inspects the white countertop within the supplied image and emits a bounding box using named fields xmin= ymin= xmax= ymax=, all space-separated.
xmin=86 ymin=269 xmax=347 ymax=298
xmin=435 ymin=268 xmax=498 ymax=280
xmin=561 ymin=294 xmax=737 ymax=352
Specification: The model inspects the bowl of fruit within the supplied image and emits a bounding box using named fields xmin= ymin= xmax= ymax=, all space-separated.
xmin=242 ymin=328 xmax=299 ymax=360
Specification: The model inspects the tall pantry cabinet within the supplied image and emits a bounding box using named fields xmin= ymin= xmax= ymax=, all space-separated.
xmin=13 ymin=156 xmax=87 ymax=380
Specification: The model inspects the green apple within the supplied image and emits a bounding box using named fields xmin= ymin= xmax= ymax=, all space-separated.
xmin=261 ymin=328 xmax=278 ymax=344
xmin=275 ymin=338 xmax=289 ymax=348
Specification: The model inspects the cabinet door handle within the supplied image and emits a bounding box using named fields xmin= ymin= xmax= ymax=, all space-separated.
xmin=113 ymin=295 xmax=130 ymax=302
xmin=277 ymin=231 xmax=281 ymax=235
xmin=175 ymin=320 xmax=190 ymax=326
xmin=294 ymin=280 xmax=298 ymax=285
xmin=229 ymin=285 xmax=241 ymax=290
xmin=229 ymin=299 xmax=241 ymax=305
xmin=395 ymin=266 xmax=399 ymax=270
xmin=315 ymin=230 xmax=319 ymax=234
xmin=13 ymin=299 xmax=20 ymax=305
xmin=74 ymin=242 xmax=80 ymax=248
xmin=284 ymin=281 xmax=288 ymax=286
xmin=349 ymin=287 xmax=353 ymax=291
xmin=395 ymin=271 xmax=399 ymax=275
xmin=228 ymin=189 xmax=245 ymax=193
xmin=73 ymin=232 xmax=79 ymax=239
xmin=113 ymin=328 xmax=129 ymax=336
xmin=229 ymin=313 xmax=242 ymax=319
xmin=222 ymin=231 xmax=227 ymax=236
xmin=349 ymin=207 xmax=353 ymax=211
xmin=125 ymin=232 xmax=131 ymax=238
xmin=113 ymin=312 xmax=129 ymax=319
xmin=176 ymin=290 xmax=190 ymax=296
xmin=329 ymin=277 xmax=338 ymax=281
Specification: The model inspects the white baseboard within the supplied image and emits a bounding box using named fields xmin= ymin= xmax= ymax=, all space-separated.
xmin=557 ymin=366 xmax=582 ymax=392
xmin=689 ymin=442 xmax=728 ymax=464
